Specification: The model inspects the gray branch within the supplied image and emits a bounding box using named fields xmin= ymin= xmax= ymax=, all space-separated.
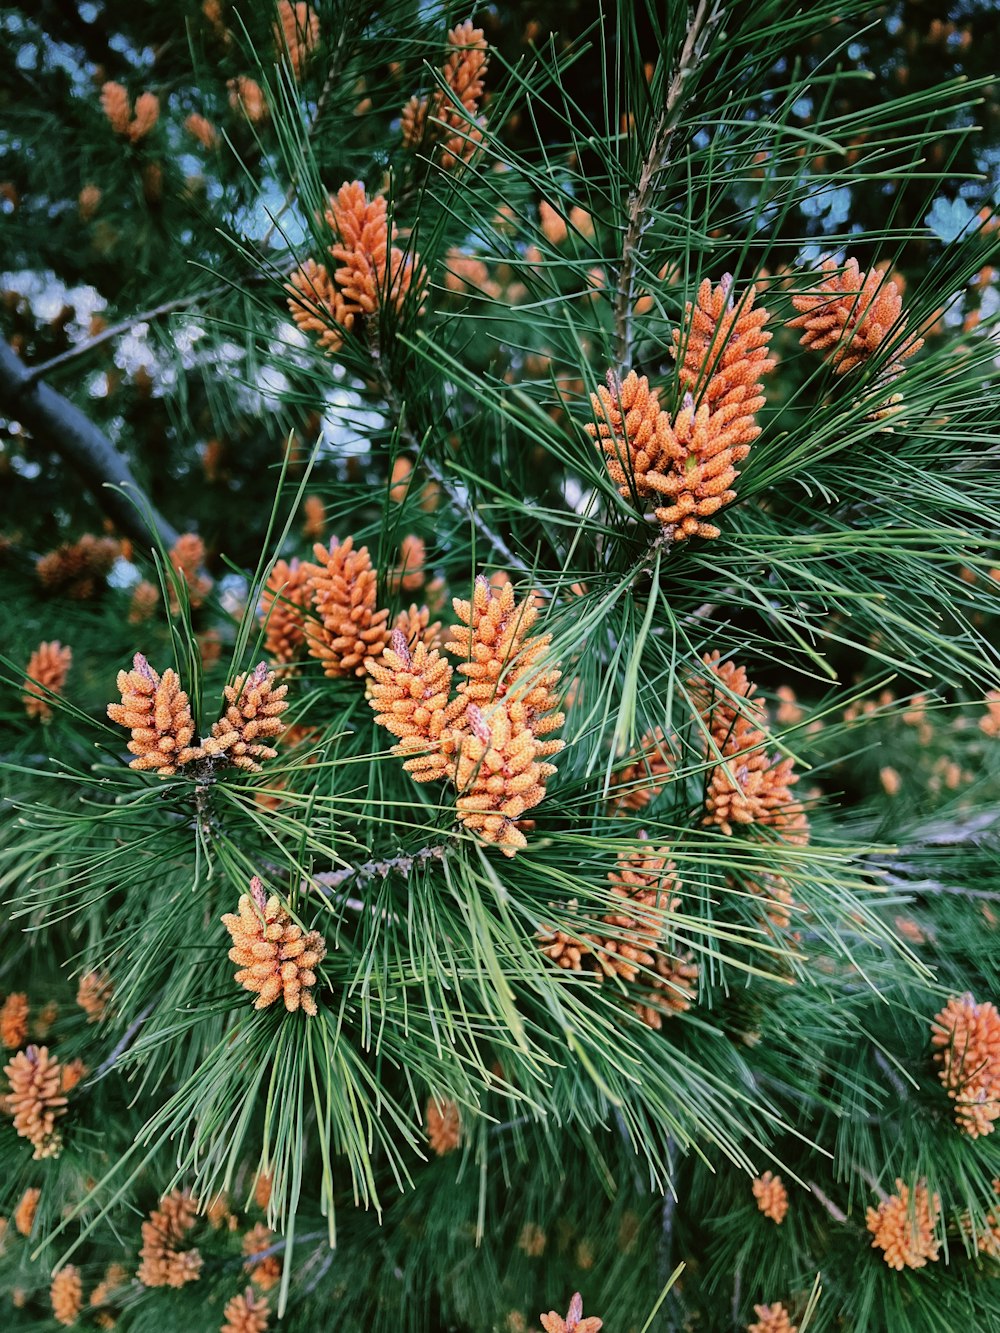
xmin=0 ymin=339 xmax=179 ymax=550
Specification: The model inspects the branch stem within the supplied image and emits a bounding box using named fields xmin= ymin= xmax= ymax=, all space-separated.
xmin=0 ymin=340 xmax=179 ymax=549
xmin=613 ymin=0 xmax=723 ymax=369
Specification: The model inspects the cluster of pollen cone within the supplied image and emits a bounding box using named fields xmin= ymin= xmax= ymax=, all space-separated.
xmin=587 ymin=257 xmax=921 ymax=541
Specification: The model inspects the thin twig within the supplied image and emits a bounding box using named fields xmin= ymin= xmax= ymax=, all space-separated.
xmin=0 ymin=340 xmax=179 ymax=549
xmin=613 ymin=0 xmax=723 ymax=369
xmin=309 ymin=845 xmax=447 ymax=897
xmin=90 ymin=1002 xmax=155 ymax=1081
xmin=808 ymin=1180 xmax=848 ymax=1223
xmin=22 ymin=289 xmax=227 ymax=385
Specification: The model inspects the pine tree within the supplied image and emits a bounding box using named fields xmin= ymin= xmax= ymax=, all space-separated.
xmin=0 ymin=2 xmax=999 ymax=1331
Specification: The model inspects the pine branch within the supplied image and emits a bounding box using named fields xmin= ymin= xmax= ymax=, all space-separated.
xmin=0 ymin=339 xmax=180 ymax=549
xmin=21 ymin=290 xmax=228 ymax=385
xmin=613 ymin=0 xmax=724 ymax=369
xmin=310 ymin=844 xmax=448 ymax=895
xmin=808 ymin=1181 xmax=848 ymax=1223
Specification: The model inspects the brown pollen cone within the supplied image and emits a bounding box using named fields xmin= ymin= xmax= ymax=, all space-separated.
xmin=366 ymin=629 xmax=465 ymax=783
xmin=307 ymin=537 xmax=391 ymax=676
xmin=789 ymin=257 xmax=922 ymax=377
xmin=50 ymin=1266 xmax=83 ymax=1326
xmin=327 ymin=180 xmax=420 ymax=321
xmin=107 ymin=654 xmax=203 ymax=776
xmin=1 ymin=992 xmax=29 ymax=1049
xmin=540 ymin=1292 xmax=603 ymax=1333
xmin=3 ymin=1044 xmax=68 ymax=1159
xmin=221 ymin=877 xmax=326 ymax=1015
xmin=672 ymin=276 xmax=775 ymax=413
xmin=585 ymin=370 xmax=674 ymax=501
xmin=748 ymin=1303 xmax=797 ymax=1333
xmin=454 ymin=703 xmax=559 ymax=857
xmin=260 ymin=559 xmax=313 ymax=665
xmin=931 ymin=994 xmax=1000 ymax=1138
xmin=77 ymin=970 xmax=114 ymax=1023
xmin=447 ymin=576 xmax=563 ymax=736
xmin=607 ymin=727 xmax=674 ymax=812
xmin=402 ymin=21 xmax=489 ymax=169
xmin=202 ymin=665 xmax=288 ymax=772
xmin=221 ymin=1287 xmax=270 ymax=1333
xmin=273 ymin=1 xmax=319 ymax=78
xmin=242 ymin=1223 xmax=281 ymax=1290
xmin=36 ymin=533 xmax=119 ymax=598
xmin=426 ymin=1097 xmax=461 ymax=1155
xmin=23 ymin=641 xmax=72 ymax=721
xmin=168 ymin=532 xmax=212 ymax=610
xmin=136 ymin=1189 xmax=203 ymax=1288
xmin=645 ymin=393 xmax=758 ymax=541
xmin=100 ymin=81 xmax=131 ymax=134
xmin=866 ymin=1179 xmax=940 ymax=1269
xmin=596 ymin=846 xmax=681 ymax=982
xmin=286 ymin=257 xmax=352 ymax=353
xmin=14 ymin=1186 xmax=40 ymax=1237
xmin=752 ymin=1171 xmax=789 ymax=1224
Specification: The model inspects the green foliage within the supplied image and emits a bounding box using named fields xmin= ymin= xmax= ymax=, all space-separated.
xmin=0 ymin=1 xmax=999 ymax=1330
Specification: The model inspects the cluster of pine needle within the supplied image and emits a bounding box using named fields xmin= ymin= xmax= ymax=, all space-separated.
xmin=0 ymin=2 xmax=998 ymax=1332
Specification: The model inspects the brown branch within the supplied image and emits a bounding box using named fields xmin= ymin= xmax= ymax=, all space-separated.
xmin=22 ymin=289 xmax=229 ymax=386
xmin=808 ymin=1181 xmax=848 ymax=1223
xmin=613 ymin=0 xmax=724 ymax=369
xmin=0 ymin=339 xmax=179 ymax=550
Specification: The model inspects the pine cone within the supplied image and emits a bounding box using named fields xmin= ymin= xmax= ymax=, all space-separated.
xmin=107 ymin=654 xmax=203 ymax=776
xmin=202 ymin=664 xmax=288 ymax=772
xmin=137 ymin=1189 xmax=203 ymax=1288
xmin=789 ymin=257 xmax=922 ymax=377
xmin=259 ymin=559 xmax=313 ymax=664
xmin=931 ymin=994 xmax=1000 ymax=1138
xmin=221 ymin=1287 xmax=270 ymax=1333
xmin=50 ymin=1265 xmax=83 ymax=1326
xmin=23 ymin=641 xmax=72 ymax=721
xmin=752 ymin=1171 xmax=789 ymax=1224
xmin=3 ymin=1044 xmax=68 ymax=1159
xmin=866 ymin=1179 xmax=940 ymax=1270
xmin=307 ymin=537 xmax=391 ymax=676
xmin=221 ymin=878 xmax=326 ymax=1015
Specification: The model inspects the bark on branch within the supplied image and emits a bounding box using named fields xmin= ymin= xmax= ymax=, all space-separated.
xmin=613 ymin=0 xmax=724 ymax=369
xmin=0 ymin=339 xmax=179 ymax=550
